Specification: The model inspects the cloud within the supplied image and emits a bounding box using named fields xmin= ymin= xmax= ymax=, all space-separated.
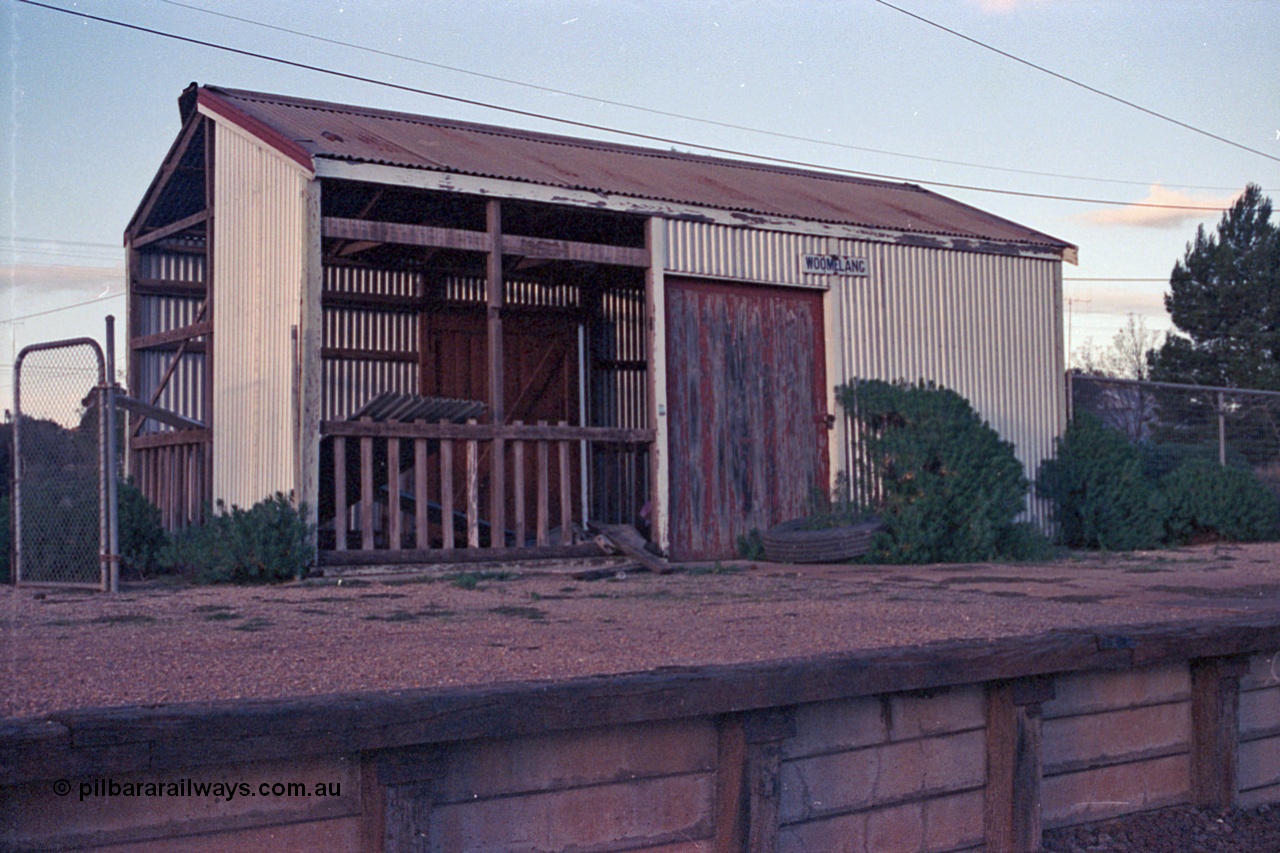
xmin=1065 ymin=285 xmax=1168 ymax=318
xmin=2 ymin=263 xmax=124 ymax=299
xmin=1077 ymin=184 xmax=1240 ymax=229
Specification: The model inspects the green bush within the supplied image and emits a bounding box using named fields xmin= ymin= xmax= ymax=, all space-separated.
xmin=1139 ymin=442 xmax=1249 ymax=482
xmin=1160 ymin=460 xmax=1280 ymax=544
xmin=1037 ymin=414 xmax=1165 ymax=550
xmin=161 ymin=493 xmax=313 ymax=583
xmin=118 ymin=478 xmax=168 ymax=578
xmin=838 ymin=379 xmax=1030 ymax=563
xmin=735 ymin=528 xmax=765 ymax=560
xmin=996 ymin=521 xmax=1057 ymax=562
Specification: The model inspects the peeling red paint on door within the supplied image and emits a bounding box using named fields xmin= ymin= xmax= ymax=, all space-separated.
xmin=666 ymin=278 xmax=828 ymax=560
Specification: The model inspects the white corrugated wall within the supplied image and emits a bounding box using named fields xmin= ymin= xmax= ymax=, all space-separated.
xmin=210 ymin=119 xmax=313 ymax=510
xmin=666 ymin=221 xmax=1066 ymax=524
xmin=665 ymin=219 xmax=830 ymax=290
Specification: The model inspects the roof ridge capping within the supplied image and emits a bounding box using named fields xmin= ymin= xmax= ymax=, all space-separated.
xmin=199 ymin=85 xmax=1075 ymax=258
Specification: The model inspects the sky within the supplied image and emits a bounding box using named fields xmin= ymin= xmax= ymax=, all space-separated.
xmin=2 ymin=0 xmax=1278 ymax=414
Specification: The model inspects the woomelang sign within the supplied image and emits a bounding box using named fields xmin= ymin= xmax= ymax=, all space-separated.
xmin=801 ymin=254 xmax=869 ymax=276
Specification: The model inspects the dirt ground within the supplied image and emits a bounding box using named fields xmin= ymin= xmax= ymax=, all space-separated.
xmin=4 ymin=542 xmax=1280 ymax=721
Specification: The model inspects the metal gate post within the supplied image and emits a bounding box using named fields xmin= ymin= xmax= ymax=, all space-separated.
xmin=105 ymin=316 xmax=120 ymax=592
xmin=13 ymin=367 xmax=23 ymax=586
xmin=1217 ymin=390 xmax=1226 ymax=467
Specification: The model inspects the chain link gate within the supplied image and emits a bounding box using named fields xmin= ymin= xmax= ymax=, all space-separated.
xmin=13 ymin=336 xmax=117 ymax=589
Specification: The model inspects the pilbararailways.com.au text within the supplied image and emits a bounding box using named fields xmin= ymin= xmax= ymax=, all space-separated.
xmin=59 ymin=778 xmax=343 ymax=802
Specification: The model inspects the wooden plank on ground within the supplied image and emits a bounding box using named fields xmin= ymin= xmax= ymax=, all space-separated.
xmin=590 ymin=522 xmax=670 ymax=574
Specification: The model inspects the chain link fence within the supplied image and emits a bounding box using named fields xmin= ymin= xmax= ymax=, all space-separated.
xmin=13 ymin=339 xmax=109 ymax=588
xmin=1070 ymin=374 xmax=1280 ymax=490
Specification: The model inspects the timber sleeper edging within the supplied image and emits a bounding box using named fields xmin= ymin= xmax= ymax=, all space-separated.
xmin=5 ymin=614 xmax=1280 ymax=789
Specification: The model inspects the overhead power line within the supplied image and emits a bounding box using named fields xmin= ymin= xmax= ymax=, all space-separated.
xmin=154 ymin=0 xmax=1258 ymax=194
xmin=872 ymin=0 xmax=1280 ymax=165
xmin=3 ymin=236 xmax=119 ymax=249
xmin=14 ymin=0 xmax=1238 ymax=212
xmin=1 ymin=292 xmax=125 ymax=324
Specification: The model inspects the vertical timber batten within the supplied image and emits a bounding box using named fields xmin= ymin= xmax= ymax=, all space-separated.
xmin=298 ymin=179 xmax=324 ymax=538
xmin=646 ymin=217 xmax=669 ymax=554
xmin=124 ymin=237 xmax=138 ymax=482
xmin=203 ymin=116 xmax=216 ymax=512
xmin=486 ymin=199 xmax=506 ymax=546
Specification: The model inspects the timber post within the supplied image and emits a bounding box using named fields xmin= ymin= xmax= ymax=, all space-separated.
xmin=716 ymin=707 xmax=795 ymax=853
xmin=1190 ymin=654 xmax=1250 ymax=809
xmin=986 ymin=675 xmax=1054 ymax=853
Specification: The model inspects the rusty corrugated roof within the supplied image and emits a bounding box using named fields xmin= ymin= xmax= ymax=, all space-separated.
xmin=201 ymin=85 xmax=1073 ymax=251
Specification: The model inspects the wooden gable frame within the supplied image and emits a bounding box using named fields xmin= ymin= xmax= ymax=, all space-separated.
xmin=122 ymin=108 xmax=215 ymax=528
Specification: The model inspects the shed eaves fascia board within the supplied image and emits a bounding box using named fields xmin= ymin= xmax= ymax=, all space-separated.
xmin=196 ymin=84 xmax=1077 ymax=261
xmin=315 ymin=153 xmax=1074 ymax=258
xmin=195 ymin=88 xmax=315 ymax=174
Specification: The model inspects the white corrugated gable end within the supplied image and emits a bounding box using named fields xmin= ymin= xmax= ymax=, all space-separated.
xmin=209 ymin=117 xmax=313 ymax=511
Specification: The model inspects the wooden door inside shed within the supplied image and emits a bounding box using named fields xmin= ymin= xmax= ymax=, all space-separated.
xmin=421 ymin=313 xmax=579 ymax=540
xmin=421 ymin=313 xmax=578 ymax=426
xmin=665 ymin=278 xmax=829 ymax=560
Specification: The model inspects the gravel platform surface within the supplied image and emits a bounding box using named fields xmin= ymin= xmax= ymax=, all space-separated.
xmin=4 ymin=541 xmax=1280 ymax=721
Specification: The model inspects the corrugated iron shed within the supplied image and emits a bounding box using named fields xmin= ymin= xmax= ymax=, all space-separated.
xmin=196 ymin=85 xmax=1073 ymax=254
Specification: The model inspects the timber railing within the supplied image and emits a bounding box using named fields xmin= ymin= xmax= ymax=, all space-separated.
xmin=129 ymin=428 xmax=210 ymax=531
xmin=317 ymin=419 xmax=653 ymax=564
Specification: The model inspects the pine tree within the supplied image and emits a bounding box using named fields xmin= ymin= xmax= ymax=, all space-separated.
xmin=1148 ymin=184 xmax=1280 ymax=389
